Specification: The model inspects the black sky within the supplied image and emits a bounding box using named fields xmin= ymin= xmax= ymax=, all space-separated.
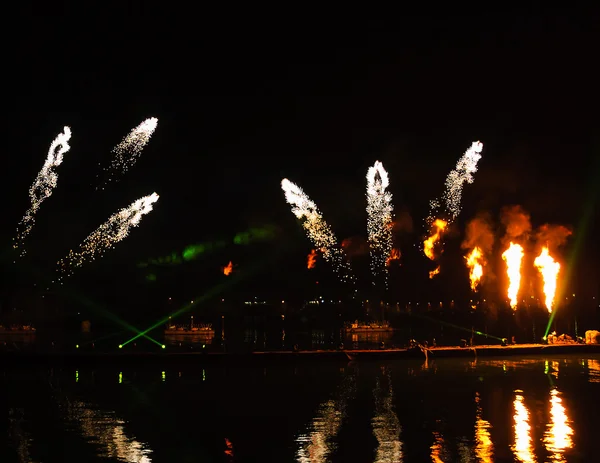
xmin=3 ymin=13 xmax=600 ymax=311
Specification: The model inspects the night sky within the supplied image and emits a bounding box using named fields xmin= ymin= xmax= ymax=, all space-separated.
xmin=3 ymin=14 xmax=600 ymax=316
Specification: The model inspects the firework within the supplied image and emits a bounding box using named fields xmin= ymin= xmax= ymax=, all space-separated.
xmin=57 ymin=193 xmax=159 ymax=277
xmin=366 ymin=161 xmax=394 ymax=287
xmin=97 ymin=117 xmax=158 ymax=189
xmin=427 ymin=141 xmax=483 ymax=224
xmin=534 ymin=247 xmax=560 ymax=313
xmin=502 ymin=242 xmax=524 ymax=309
xmin=14 ymin=126 xmax=72 ymax=255
xmin=281 ymin=179 xmax=352 ymax=283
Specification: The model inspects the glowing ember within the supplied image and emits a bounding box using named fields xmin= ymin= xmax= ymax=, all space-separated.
xmin=222 ymin=261 xmax=233 ymax=276
xmin=386 ymin=248 xmax=401 ymax=267
xmin=307 ymin=249 xmax=318 ymax=269
xmin=429 ymin=266 xmax=441 ymax=279
xmin=465 ymin=247 xmax=484 ymax=291
xmin=534 ymin=247 xmax=560 ymax=313
xmin=502 ymin=242 xmax=524 ymax=309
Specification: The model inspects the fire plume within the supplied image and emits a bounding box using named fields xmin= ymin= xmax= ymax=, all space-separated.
xmin=424 ymin=219 xmax=447 ymax=260
xmin=386 ymin=248 xmax=401 ymax=267
xmin=307 ymin=249 xmax=318 ymax=269
xmin=429 ymin=266 xmax=440 ymax=279
xmin=222 ymin=261 xmax=233 ymax=276
xmin=502 ymin=242 xmax=524 ymax=309
xmin=465 ymin=247 xmax=483 ymax=291
xmin=534 ymin=247 xmax=560 ymax=313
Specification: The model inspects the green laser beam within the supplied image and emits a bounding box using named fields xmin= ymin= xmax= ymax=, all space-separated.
xmin=122 ymin=257 xmax=272 ymax=346
xmin=412 ymin=312 xmax=504 ymax=342
xmin=7 ymin=255 xmax=162 ymax=347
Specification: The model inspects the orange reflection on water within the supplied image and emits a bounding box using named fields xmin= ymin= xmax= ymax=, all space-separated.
xmin=430 ymin=430 xmax=447 ymax=463
xmin=587 ymin=359 xmax=600 ymax=383
xmin=474 ymin=392 xmax=493 ymax=462
xmin=543 ymin=389 xmax=573 ymax=461
xmin=372 ymin=374 xmax=403 ymax=462
xmin=512 ymin=392 xmax=536 ymax=463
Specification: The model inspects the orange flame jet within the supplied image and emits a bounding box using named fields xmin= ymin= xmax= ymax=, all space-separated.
xmin=429 ymin=265 xmax=441 ymax=279
xmin=502 ymin=242 xmax=524 ymax=309
xmin=424 ymin=219 xmax=447 ymax=260
xmin=386 ymin=248 xmax=401 ymax=267
xmin=307 ymin=249 xmax=318 ymax=269
xmin=465 ymin=247 xmax=484 ymax=291
xmin=534 ymin=247 xmax=560 ymax=313
xmin=222 ymin=261 xmax=233 ymax=276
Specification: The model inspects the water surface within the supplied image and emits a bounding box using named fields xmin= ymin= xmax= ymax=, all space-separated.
xmin=2 ymin=354 xmax=598 ymax=462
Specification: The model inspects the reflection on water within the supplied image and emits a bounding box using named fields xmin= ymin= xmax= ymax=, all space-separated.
xmin=474 ymin=392 xmax=493 ymax=463
xmin=430 ymin=429 xmax=448 ymax=463
xmin=64 ymin=401 xmax=152 ymax=462
xmin=512 ymin=391 xmax=536 ymax=463
xmin=8 ymin=408 xmax=37 ymax=463
xmin=372 ymin=369 xmax=403 ymax=462
xmin=295 ymin=374 xmax=355 ymax=462
xmin=587 ymin=359 xmax=600 ymax=382
xmin=544 ymin=389 xmax=574 ymax=461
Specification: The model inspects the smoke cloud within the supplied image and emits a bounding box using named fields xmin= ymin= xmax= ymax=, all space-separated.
xmin=535 ymin=224 xmax=572 ymax=250
xmin=461 ymin=213 xmax=495 ymax=253
xmin=341 ymin=236 xmax=369 ymax=257
xmin=500 ymin=205 xmax=532 ymax=241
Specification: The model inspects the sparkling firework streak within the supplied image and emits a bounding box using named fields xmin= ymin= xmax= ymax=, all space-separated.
xmin=281 ymin=179 xmax=352 ymax=283
xmin=534 ymin=247 xmax=560 ymax=313
xmin=465 ymin=247 xmax=484 ymax=291
xmin=502 ymin=242 xmax=524 ymax=309
xmin=97 ymin=118 xmax=158 ymax=189
xmin=14 ymin=126 xmax=72 ymax=255
xmin=366 ymin=161 xmax=394 ymax=286
xmin=57 ymin=193 xmax=159 ymax=277
xmin=427 ymin=141 xmax=483 ymax=224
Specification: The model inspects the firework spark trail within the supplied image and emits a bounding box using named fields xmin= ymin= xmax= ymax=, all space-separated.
xmin=97 ymin=118 xmax=158 ymax=190
xmin=502 ymin=242 xmax=524 ymax=310
xmin=14 ymin=127 xmax=72 ymax=255
xmin=281 ymin=179 xmax=352 ymax=283
xmin=534 ymin=247 xmax=561 ymax=313
xmin=427 ymin=141 xmax=483 ymax=224
xmin=57 ymin=193 xmax=159 ymax=277
xmin=366 ymin=161 xmax=394 ymax=287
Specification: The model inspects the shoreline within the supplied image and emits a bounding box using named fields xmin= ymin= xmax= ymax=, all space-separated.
xmin=1 ymin=343 xmax=600 ymax=366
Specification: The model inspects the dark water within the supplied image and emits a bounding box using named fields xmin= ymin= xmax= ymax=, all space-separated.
xmin=2 ymin=354 xmax=598 ymax=462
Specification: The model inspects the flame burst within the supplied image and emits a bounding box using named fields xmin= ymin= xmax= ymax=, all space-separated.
xmin=15 ymin=126 xmax=72 ymax=255
xmin=424 ymin=219 xmax=447 ymax=278
xmin=97 ymin=117 xmax=158 ymax=189
xmin=366 ymin=161 xmax=394 ymax=286
xmin=465 ymin=247 xmax=484 ymax=291
xmin=429 ymin=266 xmax=441 ymax=279
xmin=281 ymin=179 xmax=351 ymax=283
xmin=502 ymin=242 xmax=524 ymax=309
xmin=222 ymin=261 xmax=233 ymax=276
xmin=534 ymin=247 xmax=560 ymax=313
xmin=57 ymin=193 xmax=159 ymax=277
xmin=307 ymin=249 xmax=318 ymax=269
xmin=386 ymin=248 xmax=401 ymax=267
